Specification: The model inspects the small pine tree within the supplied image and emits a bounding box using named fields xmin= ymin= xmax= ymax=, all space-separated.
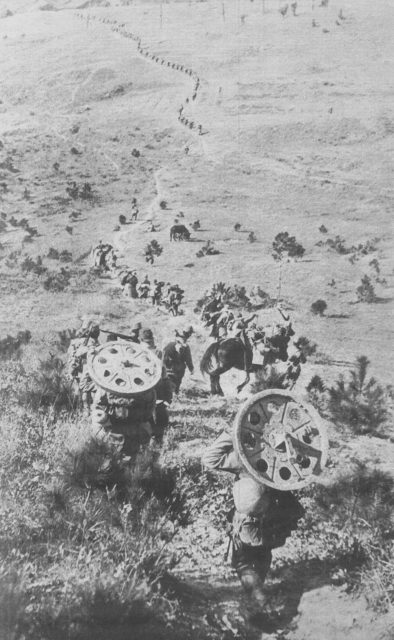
xmin=357 ymin=275 xmax=377 ymax=303
xmin=311 ymin=299 xmax=327 ymax=316
xmin=272 ymin=231 xmax=305 ymax=261
xmin=328 ymin=356 xmax=388 ymax=434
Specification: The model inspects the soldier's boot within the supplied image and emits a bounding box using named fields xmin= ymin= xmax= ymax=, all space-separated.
xmin=236 ymin=565 xmax=267 ymax=609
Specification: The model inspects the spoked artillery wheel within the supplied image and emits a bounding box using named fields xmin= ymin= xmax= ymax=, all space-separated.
xmin=234 ymin=389 xmax=328 ymax=490
xmin=87 ymin=341 xmax=162 ymax=397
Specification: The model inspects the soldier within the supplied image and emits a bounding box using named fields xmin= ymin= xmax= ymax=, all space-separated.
xmin=131 ymin=199 xmax=139 ymax=222
xmin=67 ymin=319 xmax=100 ymax=412
xmin=216 ymin=304 xmax=235 ymax=339
xmin=228 ymin=312 xmax=257 ymax=341
xmin=162 ymin=326 xmax=194 ymax=394
xmin=270 ymin=323 xmax=294 ymax=362
xmin=283 ymin=354 xmax=302 ymax=389
xmin=91 ymin=384 xmax=156 ymax=457
xmin=138 ymin=275 xmax=150 ymax=299
xmin=202 ymin=430 xmax=304 ymax=626
xmin=140 ymin=328 xmax=173 ymax=439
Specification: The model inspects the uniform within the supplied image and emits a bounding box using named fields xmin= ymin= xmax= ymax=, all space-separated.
xmin=67 ymin=328 xmax=99 ymax=409
xmin=162 ymin=339 xmax=194 ymax=394
xmin=91 ymin=387 xmax=156 ymax=457
xmin=202 ymin=431 xmax=304 ymax=609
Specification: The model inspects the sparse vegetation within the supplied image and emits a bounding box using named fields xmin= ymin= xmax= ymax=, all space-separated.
xmin=316 ymin=234 xmax=379 ymax=259
xmin=356 ymin=275 xmax=377 ymax=303
xmin=196 ymin=241 xmax=220 ymax=258
xmin=311 ymin=299 xmax=327 ymax=316
xmin=0 ymin=330 xmax=31 ymax=360
xmin=144 ymin=239 xmax=163 ymax=264
xmin=328 ymin=356 xmax=388 ymax=435
xmin=42 ymin=268 xmax=72 ymax=292
xmin=272 ymin=231 xmax=305 ymax=261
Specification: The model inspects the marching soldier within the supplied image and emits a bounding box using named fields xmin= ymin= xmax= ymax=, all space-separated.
xmin=202 ymin=430 xmax=304 ymax=626
xmin=67 ymin=319 xmax=100 ymax=412
xmin=139 ymin=328 xmax=173 ymax=440
xmin=162 ymin=326 xmax=194 ymax=394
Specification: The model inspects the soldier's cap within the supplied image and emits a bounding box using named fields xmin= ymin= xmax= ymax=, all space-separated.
xmin=233 ymin=476 xmax=270 ymax=516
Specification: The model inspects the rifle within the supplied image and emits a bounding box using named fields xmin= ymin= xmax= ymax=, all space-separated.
xmin=100 ymin=329 xmax=139 ymax=343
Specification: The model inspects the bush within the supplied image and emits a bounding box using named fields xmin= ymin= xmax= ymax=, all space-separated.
xmin=47 ymin=247 xmax=59 ymax=260
xmin=20 ymin=255 xmax=46 ymax=276
xmin=272 ymin=231 xmax=305 ymax=261
xmin=357 ymin=275 xmax=377 ymax=303
xmin=0 ymin=330 xmax=31 ymax=360
xmin=43 ymin=268 xmax=71 ymax=292
xmin=294 ymin=336 xmax=317 ymax=358
xmin=328 ymin=356 xmax=388 ymax=434
xmin=55 ymin=328 xmax=77 ymax=353
xmin=250 ymin=366 xmax=286 ymax=393
xmin=18 ymin=354 xmax=76 ymax=413
xmin=311 ymin=299 xmax=327 ymax=316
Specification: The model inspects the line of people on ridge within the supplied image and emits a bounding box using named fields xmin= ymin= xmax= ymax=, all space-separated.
xmin=91 ymin=242 xmax=185 ymax=316
xmin=75 ymin=12 xmax=205 ymax=136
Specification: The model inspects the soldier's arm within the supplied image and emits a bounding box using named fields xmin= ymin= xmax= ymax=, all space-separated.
xmin=201 ymin=430 xmax=240 ymax=473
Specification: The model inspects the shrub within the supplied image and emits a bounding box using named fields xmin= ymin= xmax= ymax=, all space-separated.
xmin=42 ymin=268 xmax=71 ymax=292
xmin=272 ymin=231 xmax=305 ymax=261
xmin=0 ymin=330 xmax=31 ymax=360
xmin=319 ymin=224 xmax=328 ymax=233
xmin=59 ymin=250 xmax=72 ymax=263
xmin=248 ymin=231 xmax=257 ymax=243
xmin=20 ymin=255 xmax=46 ymax=276
xmin=234 ymin=223 xmax=241 ymax=231
xmin=357 ymin=275 xmax=377 ymax=303
xmin=369 ymin=258 xmax=380 ymax=274
xmin=250 ymin=366 xmax=286 ymax=393
xmin=55 ymin=328 xmax=77 ymax=353
xmin=311 ymin=299 xmax=327 ymax=316
xmin=306 ymin=375 xmax=327 ymax=412
xmin=294 ymin=336 xmax=317 ymax=358
xmin=47 ymin=247 xmax=59 ymax=259
xmin=18 ymin=354 xmax=76 ymax=413
xmin=144 ymin=240 xmax=163 ymax=264
xmin=328 ymin=356 xmax=388 ymax=434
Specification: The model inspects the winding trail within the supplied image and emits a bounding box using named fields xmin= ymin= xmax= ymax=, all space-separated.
xmin=75 ymin=11 xmax=206 ymax=137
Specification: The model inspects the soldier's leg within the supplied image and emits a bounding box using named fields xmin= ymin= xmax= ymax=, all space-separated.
xmin=233 ymin=545 xmax=272 ymax=608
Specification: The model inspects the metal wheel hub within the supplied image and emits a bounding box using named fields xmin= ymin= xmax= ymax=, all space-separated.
xmin=87 ymin=341 xmax=162 ymax=397
xmin=234 ymin=389 xmax=328 ymax=490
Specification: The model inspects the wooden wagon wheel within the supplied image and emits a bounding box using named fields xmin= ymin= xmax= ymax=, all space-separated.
xmin=87 ymin=341 xmax=162 ymax=397
xmin=234 ymin=389 xmax=328 ymax=490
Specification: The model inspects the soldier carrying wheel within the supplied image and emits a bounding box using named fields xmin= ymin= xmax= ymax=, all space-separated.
xmin=87 ymin=330 xmax=170 ymax=457
xmin=202 ymin=391 xmax=327 ymax=628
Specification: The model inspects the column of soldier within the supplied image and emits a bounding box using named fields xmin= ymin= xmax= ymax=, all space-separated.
xmin=91 ymin=240 xmax=185 ymax=316
xmin=74 ymin=12 xmax=204 ymax=136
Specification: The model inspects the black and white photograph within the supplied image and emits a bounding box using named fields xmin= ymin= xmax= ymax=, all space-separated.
xmin=0 ymin=0 xmax=393 ymax=638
